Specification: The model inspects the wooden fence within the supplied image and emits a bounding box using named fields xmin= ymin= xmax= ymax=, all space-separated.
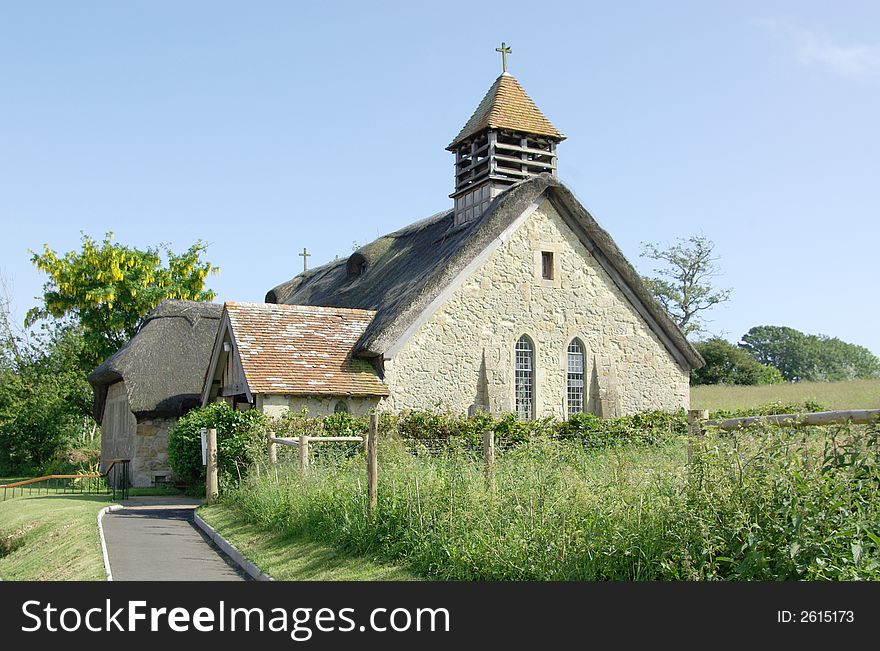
xmin=256 ymin=407 xmax=880 ymax=510
xmin=264 ymin=415 xmax=500 ymax=514
xmin=266 ymin=414 xmax=378 ymax=514
xmin=687 ymin=408 xmax=880 ymax=464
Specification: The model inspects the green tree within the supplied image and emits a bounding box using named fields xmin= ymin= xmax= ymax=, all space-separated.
xmin=690 ymin=337 xmax=783 ymax=386
xmin=740 ymin=325 xmax=880 ymax=382
xmin=739 ymin=326 xmax=810 ymax=381
xmin=0 ymin=321 xmax=93 ymax=472
xmin=28 ymin=233 xmax=217 ymax=368
xmin=640 ymin=235 xmax=731 ymax=336
xmin=0 ymin=275 xmax=16 ymax=371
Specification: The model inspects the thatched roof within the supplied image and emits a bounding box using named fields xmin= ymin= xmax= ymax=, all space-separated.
xmin=266 ymin=175 xmax=703 ymax=371
xmin=88 ymin=300 xmax=222 ymax=421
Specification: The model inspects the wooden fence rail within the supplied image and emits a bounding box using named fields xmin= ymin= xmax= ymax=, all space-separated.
xmin=267 ymin=434 xmax=366 ymax=474
xmin=687 ymin=408 xmax=880 ymax=464
xmin=705 ymin=408 xmax=880 ymax=431
xmin=268 ymin=436 xmax=365 ymax=445
xmin=265 ymin=428 xmax=374 ymax=511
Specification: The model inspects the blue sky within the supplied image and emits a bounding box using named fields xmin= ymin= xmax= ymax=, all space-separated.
xmin=1 ymin=1 xmax=879 ymax=354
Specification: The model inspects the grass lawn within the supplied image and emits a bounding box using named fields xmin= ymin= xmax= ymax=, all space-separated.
xmin=0 ymin=494 xmax=115 ymax=580
xmin=691 ymin=378 xmax=880 ymax=412
xmin=198 ymin=504 xmax=419 ymax=581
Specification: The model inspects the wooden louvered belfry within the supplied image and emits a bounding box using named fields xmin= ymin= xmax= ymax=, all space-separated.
xmin=448 ymin=48 xmax=565 ymax=227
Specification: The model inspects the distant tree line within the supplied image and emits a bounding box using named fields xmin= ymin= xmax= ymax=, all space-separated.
xmin=691 ymin=326 xmax=880 ymax=386
xmin=638 ymin=236 xmax=879 ymax=387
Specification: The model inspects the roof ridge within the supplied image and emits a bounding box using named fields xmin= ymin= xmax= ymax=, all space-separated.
xmin=226 ymin=301 xmax=378 ymax=316
xmin=263 ymin=175 xmax=701 ymax=371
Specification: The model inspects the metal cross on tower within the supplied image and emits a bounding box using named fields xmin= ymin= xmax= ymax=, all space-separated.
xmin=299 ymin=247 xmax=311 ymax=272
xmin=495 ymin=42 xmax=512 ymax=73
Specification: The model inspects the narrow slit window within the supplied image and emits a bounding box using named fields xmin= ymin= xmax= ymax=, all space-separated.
xmin=541 ymin=251 xmax=554 ymax=280
xmin=567 ymin=340 xmax=585 ymax=418
xmin=515 ymin=336 xmax=535 ymax=420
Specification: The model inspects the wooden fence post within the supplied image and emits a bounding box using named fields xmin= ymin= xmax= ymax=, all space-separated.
xmin=206 ymin=428 xmax=219 ymax=502
xmin=267 ymin=431 xmax=277 ymax=465
xmin=687 ymin=409 xmax=708 ymax=465
xmin=299 ymin=435 xmax=309 ymax=476
xmin=367 ymin=413 xmax=378 ymax=516
xmin=483 ymin=429 xmax=495 ymax=494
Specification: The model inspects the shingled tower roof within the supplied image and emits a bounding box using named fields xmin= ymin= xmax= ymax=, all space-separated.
xmin=448 ymin=73 xmax=566 ymax=150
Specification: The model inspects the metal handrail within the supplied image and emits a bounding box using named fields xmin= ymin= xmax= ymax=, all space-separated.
xmin=1 ymin=473 xmax=102 ymax=489
xmin=1 ymin=459 xmax=130 ymax=501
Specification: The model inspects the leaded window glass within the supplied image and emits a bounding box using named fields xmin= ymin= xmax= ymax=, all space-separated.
xmin=567 ymin=340 xmax=585 ymax=418
xmin=515 ymin=336 xmax=535 ymax=420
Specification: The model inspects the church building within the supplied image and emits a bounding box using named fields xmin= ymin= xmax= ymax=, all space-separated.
xmin=202 ymin=58 xmax=703 ymax=420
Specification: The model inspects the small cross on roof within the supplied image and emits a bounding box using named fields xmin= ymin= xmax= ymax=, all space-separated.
xmin=496 ymin=42 xmax=512 ymax=73
xmin=298 ymin=247 xmax=311 ymax=272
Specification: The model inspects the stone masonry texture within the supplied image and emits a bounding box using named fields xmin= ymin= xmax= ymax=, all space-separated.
xmin=382 ymin=198 xmax=689 ymax=417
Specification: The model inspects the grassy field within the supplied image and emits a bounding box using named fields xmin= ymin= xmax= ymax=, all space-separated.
xmin=0 ymin=494 xmax=114 ymax=580
xmin=224 ymin=424 xmax=880 ymax=581
xmin=691 ymin=378 xmax=880 ymax=411
xmin=199 ymin=504 xmax=418 ymax=580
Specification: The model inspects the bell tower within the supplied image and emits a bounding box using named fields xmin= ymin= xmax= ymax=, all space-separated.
xmin=448 ymin=43 xmax=566 ymax=226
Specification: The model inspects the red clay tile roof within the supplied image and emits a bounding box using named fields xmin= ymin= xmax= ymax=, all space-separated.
xmin=448 ymin=73 xmax=565 ymax=149
xmin=225 ymin=302 xmax=389 ymax=397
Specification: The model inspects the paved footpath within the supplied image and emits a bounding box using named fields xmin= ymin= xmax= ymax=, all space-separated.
xmin=102 ymin=497 xmax=247 ymax=581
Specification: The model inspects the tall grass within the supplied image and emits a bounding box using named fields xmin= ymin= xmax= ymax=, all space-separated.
xmin=691 ymin=378 xmax=880 ymax=411
xmin=225 ymin=425 xmax=880 ymax=580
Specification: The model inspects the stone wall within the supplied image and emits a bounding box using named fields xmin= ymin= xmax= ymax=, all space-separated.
xmin=383 ymin=198 xmax=690 ymax=417
xmin=100 ymin=382 xmax=177 ymax=487
xmin=132 ymin=417 xmax=176 ymax=487
xmin=256 ymin=394 xmax=380 ymax=419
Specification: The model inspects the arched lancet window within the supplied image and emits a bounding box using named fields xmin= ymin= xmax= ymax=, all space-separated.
xmin=515 ymin=336 xmax=535 ymax=420
xmin=567 ymin=339 xmax=585 ymax=418
xmin=334 ymin=400 xmax=349 ymax=414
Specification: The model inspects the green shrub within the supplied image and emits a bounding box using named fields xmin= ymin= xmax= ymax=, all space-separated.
xmin=556 ymin=410 xmax=686 ymax=447
xmin=167 ymin=402 xmax=266 ymax=489
xmin=258 ymin=405 xmax=824 ymax=457
xmin=709 ymin=400 xmax=827 ymax=420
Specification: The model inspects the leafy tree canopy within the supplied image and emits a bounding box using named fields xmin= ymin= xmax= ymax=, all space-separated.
xmin=0 ymin=320 xmax=93 ymax=472
xmin=691 ymin=337 xmax=783 ymax=386
xmin=640 ymin=235 xmax=731 ymax=337
xmin=27 ymin=233 xmax=217 ymax=368
xmin=740 ymin=325 xmax=880 ymax=382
